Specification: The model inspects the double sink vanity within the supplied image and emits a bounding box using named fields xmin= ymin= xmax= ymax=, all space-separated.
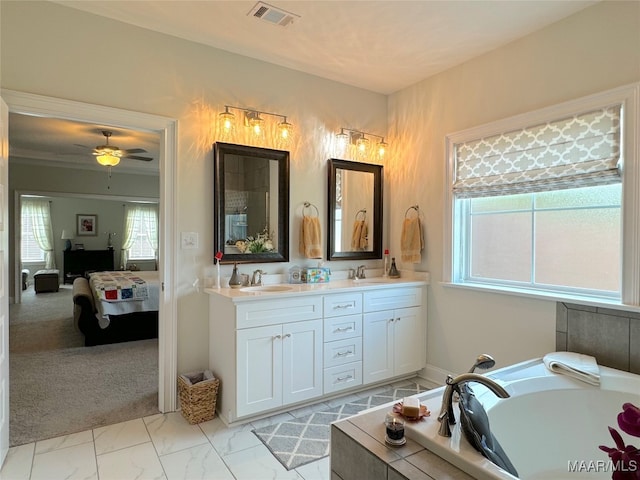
xmin=206 ymin=274 xmax=428 ymax=425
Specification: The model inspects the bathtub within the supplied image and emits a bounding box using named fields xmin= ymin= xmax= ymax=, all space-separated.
xmin=405 ymin=359 xmax=640 ymax=480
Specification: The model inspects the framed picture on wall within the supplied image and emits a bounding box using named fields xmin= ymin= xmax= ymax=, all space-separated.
xmin=77 ymin=214 xmax=98 ymax=236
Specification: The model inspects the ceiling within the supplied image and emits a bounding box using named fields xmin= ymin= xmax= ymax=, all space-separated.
xmin=10 ymin=0 xmax=598 ymax=172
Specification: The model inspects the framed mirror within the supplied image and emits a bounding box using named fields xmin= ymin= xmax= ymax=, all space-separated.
xmin=327 ymin=158 xmax=383 ymax=261
xmin=214 ymin=142 xmax=290 ymax=264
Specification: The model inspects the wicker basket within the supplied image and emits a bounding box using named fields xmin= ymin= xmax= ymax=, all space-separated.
xmin=177 ymin=370 xmax=219 ymax=424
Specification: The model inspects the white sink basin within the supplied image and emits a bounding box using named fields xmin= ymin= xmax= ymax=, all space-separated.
xmin=239 ymin=285 xmax=294 ymax=293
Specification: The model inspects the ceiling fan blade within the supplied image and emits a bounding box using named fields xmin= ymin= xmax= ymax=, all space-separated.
xmin=73 ymin=143 xmax=92 ymax=149
xmin=123 ymin=148 xmax=147 ymax=154
xmin=125 ymin=155 xmax=154 ymax=162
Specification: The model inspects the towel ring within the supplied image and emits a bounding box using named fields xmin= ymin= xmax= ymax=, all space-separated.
xmin=303 ymin=201 xmax=319 ymax=217
xmin=356 ymin=209 xmax=367 ymax=220
xmin=404 ymin=205 xmax=420 ymax=218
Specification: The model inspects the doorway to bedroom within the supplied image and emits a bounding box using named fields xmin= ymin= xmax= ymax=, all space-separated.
xmin=4 ymin=91 xmax=177 ymax=447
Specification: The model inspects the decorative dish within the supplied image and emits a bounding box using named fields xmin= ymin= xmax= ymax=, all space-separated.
xmin=392 ymin=402 xmax=430 ymax=421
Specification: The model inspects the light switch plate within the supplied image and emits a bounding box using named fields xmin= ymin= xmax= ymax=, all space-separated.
xmin=181 ymin=232 xmax=199 ymax=249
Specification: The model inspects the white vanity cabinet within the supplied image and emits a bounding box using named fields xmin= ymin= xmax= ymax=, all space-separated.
xmin=235 ymin=297 xmax=323 ymax=418
xmin=362 ymin=287 xmax=425 ymax=384
xmin=237 ymin=318 xmax=323 ymax=417
xmin=322 ymin=293 xmax=363 ymax=394
xmin=207 ymin=278 xmax=427 ymax=425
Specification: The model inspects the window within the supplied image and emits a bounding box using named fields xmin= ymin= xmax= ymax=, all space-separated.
xmin=445 ymin=84 xmax=640 ymax=304
xmin=21 ymin=210 xmax=45 ymax=262
xmin=122 ymin=204 xmax=158 ymax=265
xmin=460 ymin=185 xmax=621 ymax=297
xmin=21 ymin=197 xmax=55 ymax=268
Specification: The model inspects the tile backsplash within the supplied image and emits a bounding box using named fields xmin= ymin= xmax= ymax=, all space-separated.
xmin=556 ymin=303 xmax=640 ymax=374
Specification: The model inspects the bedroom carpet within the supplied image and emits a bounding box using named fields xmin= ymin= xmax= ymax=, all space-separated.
xmin=9 ymin=284 xmax=159 ymax=447
xmin=10 ymin=338 xmax=159 ymax=446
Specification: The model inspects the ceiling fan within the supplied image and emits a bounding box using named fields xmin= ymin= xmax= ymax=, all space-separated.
xmin=91 ymin=130 xmax=153 ymax=167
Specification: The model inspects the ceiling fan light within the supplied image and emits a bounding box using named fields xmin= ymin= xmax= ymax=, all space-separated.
xmin=96 ymin=152 xmax=121 ymax=167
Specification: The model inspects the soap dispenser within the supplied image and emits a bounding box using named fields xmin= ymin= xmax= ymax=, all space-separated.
xmin=388 ymin=257 xmax=400 ymax=278
xmin=229 ymin=263 xmax=243 ymax=289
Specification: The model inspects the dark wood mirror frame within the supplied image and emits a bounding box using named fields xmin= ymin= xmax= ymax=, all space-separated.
xmin=214 ymin=142 xmax=290 ymax=264
xmin=327 ymin=158 xmax=383 ymax=261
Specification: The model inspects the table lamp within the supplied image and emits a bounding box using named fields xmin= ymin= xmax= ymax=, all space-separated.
xmin=61 ymin=230 xmax=74 ymax=251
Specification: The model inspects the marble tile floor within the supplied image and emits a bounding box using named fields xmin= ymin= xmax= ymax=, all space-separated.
xmin=0 ymin=377 xmax=430 ymax=480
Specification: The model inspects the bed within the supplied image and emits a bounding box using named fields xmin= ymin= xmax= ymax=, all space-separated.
xmin=72 ymin=271 xmax=159 ymax=346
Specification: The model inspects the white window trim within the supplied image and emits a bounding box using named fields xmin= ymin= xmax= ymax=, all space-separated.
xmin=444 ymin=82 xmax=640 ymax=306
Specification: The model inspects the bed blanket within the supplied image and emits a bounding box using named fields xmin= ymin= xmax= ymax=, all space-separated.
xmin=90 ymin=271 xmax=149 ymax=302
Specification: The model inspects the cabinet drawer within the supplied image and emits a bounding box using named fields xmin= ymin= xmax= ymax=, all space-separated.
xmin=323 ymin=293 xmax=363 ymax=318
xmin=363 ymin=287 xmax=422 ymax=312
xmin=237 ymin=297 xmax=323 ymax=329
xmin=323 ymin=362 xmax=362 ymax=394
xmin=324 ymin=314 xmax=362 ymax=342
xmin=323 ymin=337 xmax=362 ymax=368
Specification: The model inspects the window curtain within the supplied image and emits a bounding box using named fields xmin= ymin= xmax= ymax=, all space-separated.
xmin=452 ymin=105 xmax=622 ymax=199
xmin=121 ymin=204 xmax=158 ymax=267
xmin=22 ymin=198 xmax=56 ymax=269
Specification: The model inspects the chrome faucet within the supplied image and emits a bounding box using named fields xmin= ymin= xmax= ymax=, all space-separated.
xmin=251 ymin=269 xmax=264 ymax=286
xmin=355 ymin=265 xmax=366 ymax=279
xmin=437 ymin=373 xmax=510 ymax=437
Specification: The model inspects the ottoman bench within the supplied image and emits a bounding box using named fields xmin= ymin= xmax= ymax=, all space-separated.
xmin=34 ymin=269 xmax=60 ymax=293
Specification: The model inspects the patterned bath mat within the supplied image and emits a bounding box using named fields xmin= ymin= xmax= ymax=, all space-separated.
xmin=252 ymin=382 xmax=429 ymax=470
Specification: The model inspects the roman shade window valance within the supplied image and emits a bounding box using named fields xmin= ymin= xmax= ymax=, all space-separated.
xmin=452 ymin=105 xmax=622 ymax=199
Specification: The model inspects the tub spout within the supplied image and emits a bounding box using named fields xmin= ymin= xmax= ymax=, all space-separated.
xmin=437 ymin=373 xmax=510 ymax=437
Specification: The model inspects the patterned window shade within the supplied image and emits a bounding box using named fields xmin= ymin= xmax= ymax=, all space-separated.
xmin=452 ymin=105 xmax=621 ymax=199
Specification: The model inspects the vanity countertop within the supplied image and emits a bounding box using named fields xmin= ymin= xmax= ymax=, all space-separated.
xmin=205 ymin=272 xmax=429 ymax=302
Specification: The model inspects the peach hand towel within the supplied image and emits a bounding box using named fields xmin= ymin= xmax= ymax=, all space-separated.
xmin=300 ymin=216 xmax=322 ymax=258
xmin=351 ymin=220 xmax=363 ymax=250
xmin=401 ymin=217 xmax=423 ymax=263
xmin=350 ymin=220 xmax=368 ymax=251
xmin=359 ymin=220 xmax=368 ymax=250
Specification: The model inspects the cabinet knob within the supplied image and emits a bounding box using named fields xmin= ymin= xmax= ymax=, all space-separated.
xmin=273 ymin=335 xmax=282 ymax=340
xmin=283 ymin=333 xmax=291 ymax=338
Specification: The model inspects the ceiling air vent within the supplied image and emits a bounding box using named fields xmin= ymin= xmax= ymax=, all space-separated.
xmin=248 ymin=2 xmax=300 ymax=27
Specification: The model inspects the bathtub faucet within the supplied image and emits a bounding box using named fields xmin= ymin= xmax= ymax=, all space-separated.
xmin=437 ymin=373 xmax=510 ymax=437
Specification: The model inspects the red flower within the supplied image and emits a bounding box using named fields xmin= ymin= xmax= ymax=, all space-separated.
xmin=619 ymin=403 xmax=640 ymax=438
xmin=599 ymin=425 xmax=640 ymax=480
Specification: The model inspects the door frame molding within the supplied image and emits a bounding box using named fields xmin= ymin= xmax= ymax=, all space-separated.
xmin=2 ymin=89 xmax=178 ymax=412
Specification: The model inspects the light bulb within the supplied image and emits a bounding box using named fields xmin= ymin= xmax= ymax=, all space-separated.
xmin=356 ymin=135 xmax=369 ymax=153
xmin=336 ymin=129 xmax=349 ymax=149
xmin=250 ymin=115 xmax=264 ymax=136
xmin=278 ymin=119 xmax=293 ymax=140
xmin=377 ymin=140 xmax=388 ymax=158
xmin=219 ymin=109 xmax=235 ymax=133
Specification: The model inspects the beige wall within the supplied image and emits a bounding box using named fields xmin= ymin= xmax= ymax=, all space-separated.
xmin=1 ymin=1 xmax=388 ymax=374
xmin=2 ymin=0 xmax=638 ymax=383
xmin=387 ymin=0 xmax=640 ymax=376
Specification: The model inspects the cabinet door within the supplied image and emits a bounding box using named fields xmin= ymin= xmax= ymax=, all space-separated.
xmin=237 ymin=324 xmax=283 ymax=417
xmin=392 ymin=306 xmax=423 ymax=376
xmin=362 ymin=310 xmax=394 ymax=384
xmin=282 ymin=319 xmax=323 ymax=405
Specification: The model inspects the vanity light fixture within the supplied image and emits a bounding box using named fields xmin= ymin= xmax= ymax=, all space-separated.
xmin=218 ymin=105 xmax=293 ymax=143
xmin=336 ymin=127 xmax=388 ymax=159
